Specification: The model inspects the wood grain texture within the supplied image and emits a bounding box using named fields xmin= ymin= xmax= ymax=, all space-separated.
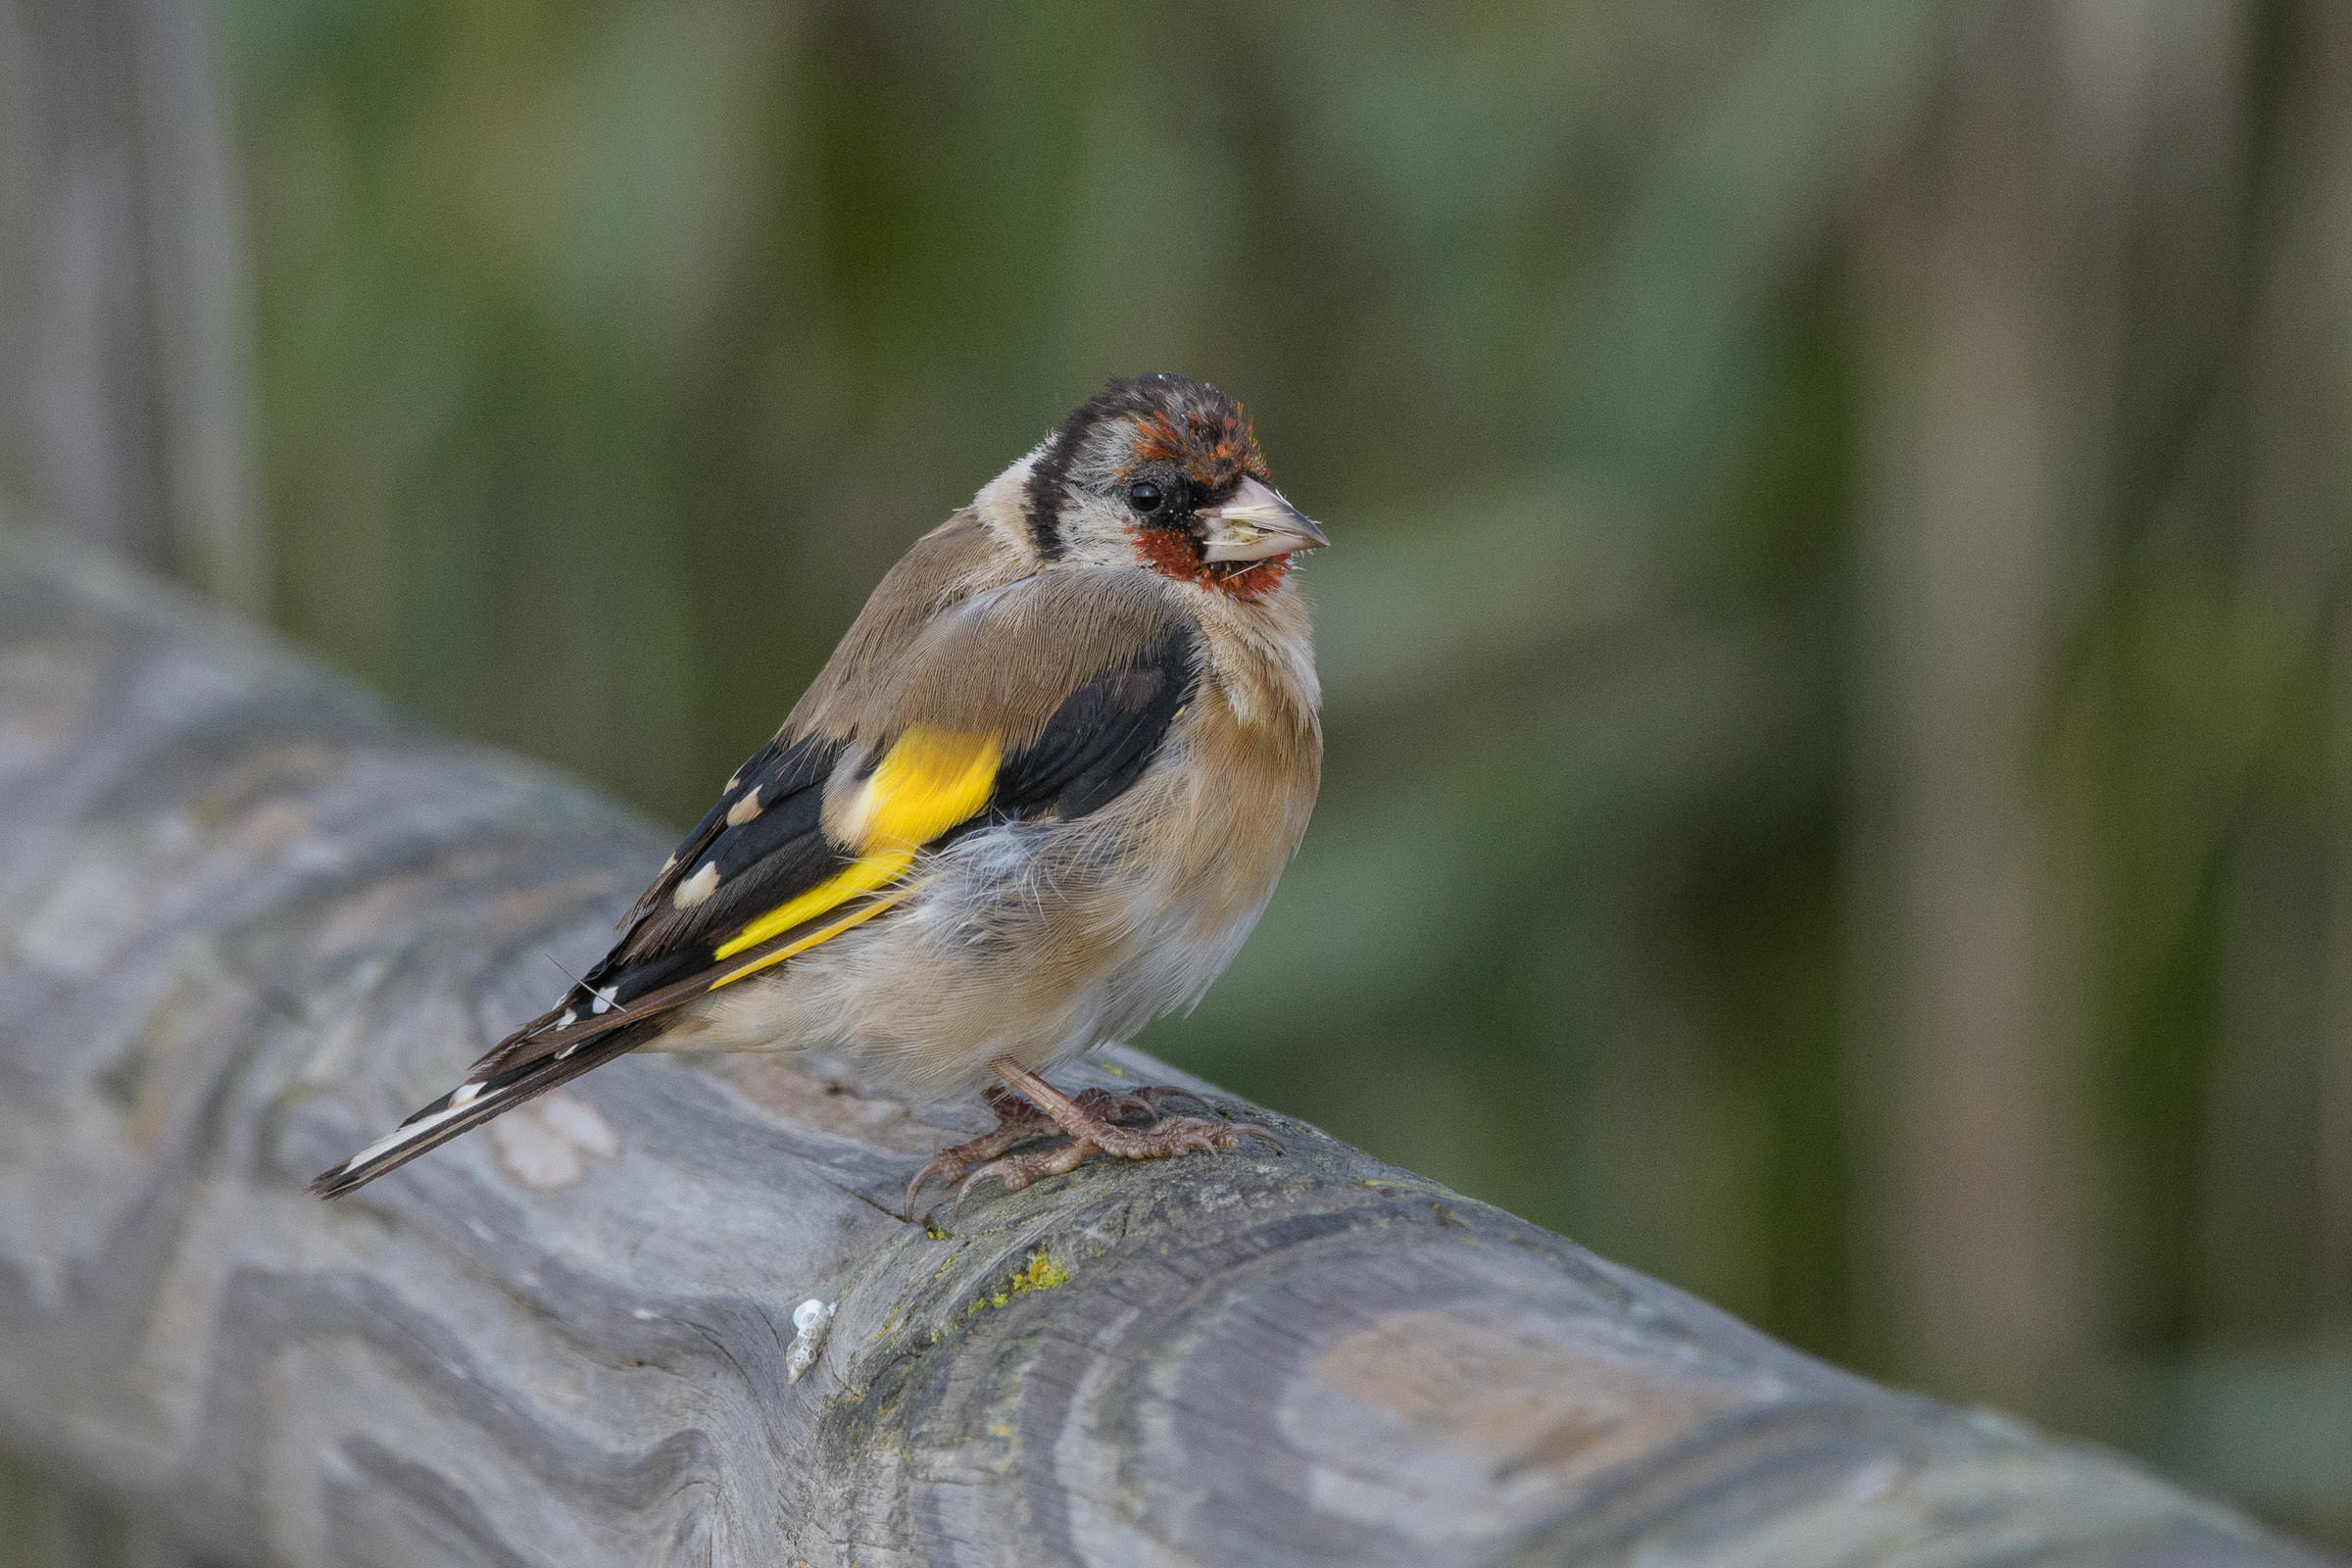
xmin=0 ymin=523 xmax=2331 ymax=1568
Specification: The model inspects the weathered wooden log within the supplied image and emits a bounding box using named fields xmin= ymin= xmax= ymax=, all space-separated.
xmin=0 ymin=521 xmax=2331 ymax=1568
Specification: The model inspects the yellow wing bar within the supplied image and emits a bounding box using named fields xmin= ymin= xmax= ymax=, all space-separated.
xmin=712 ymin=849 xmax=914 ymax=960
xmin=711 ymin=725 xmax=1001 ymax=964
xmin=838 ymin=724 xmax=1001 ymax=849
xmin=710 ymin=888 xmax=910 ymax=988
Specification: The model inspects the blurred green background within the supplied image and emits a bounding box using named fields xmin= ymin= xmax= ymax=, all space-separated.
xmin=7 ymin=0 xmax=2352 ymax=1549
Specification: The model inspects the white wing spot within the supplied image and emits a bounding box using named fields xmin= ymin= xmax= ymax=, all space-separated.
xmin=451 ymin=1082 xmax=482 ymax=1108
xmin=674 ymin=861 xmax=720 ymax=908
xmin=557 ymin=1009 xmax=577 ymax=1030
xmin=727 ymin=787 xmax=764 ymax=826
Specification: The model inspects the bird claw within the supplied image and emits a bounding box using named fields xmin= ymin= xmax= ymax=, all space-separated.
xmin=1234 ymin=1121 xmax=1285 ymax=1154
xmin=906 ymin=1085 xmax=1167 ymax=1210
xmin=909 ymin=1075 xmax=1283 ymax=1210
xmin=905 ymin=1118 xmax=1046 ymax=1210
xmin=905 ymin=1151 xmax=972 ymax=1212
xmin=958 ymin=1136 xmax=1099 ymax=1197
xmin=953 ymin=1112 xmax=1278 ymax=1198
xmin=1083 ymin=1111 xmax=1245 ymax=1160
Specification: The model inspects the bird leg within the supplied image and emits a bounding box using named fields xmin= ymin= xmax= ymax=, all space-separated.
xmin=954 ymin=1059 xmax=1278 ymax=1197
xmin=905 ymin=1081 xmax=1167 ymax=1209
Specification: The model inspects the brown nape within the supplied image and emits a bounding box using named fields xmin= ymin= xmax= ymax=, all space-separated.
xmin=903 ymin=1061 xmax=1279 ymax=1211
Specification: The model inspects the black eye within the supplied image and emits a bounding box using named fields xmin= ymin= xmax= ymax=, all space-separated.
xmin=1128 ymin=480 xmax=1164 ymax=514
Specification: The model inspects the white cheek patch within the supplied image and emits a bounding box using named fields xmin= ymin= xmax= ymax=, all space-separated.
xmin=1053 ymin=494 xmax=1143 ymax=564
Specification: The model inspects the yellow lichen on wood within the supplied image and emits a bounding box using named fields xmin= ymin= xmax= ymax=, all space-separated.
xmin=964 ymin=1249 xmax=1071 ymax=1314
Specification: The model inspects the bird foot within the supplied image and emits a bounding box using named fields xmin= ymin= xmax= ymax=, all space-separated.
xmin=906 ymin=1084 xmax=1169 ymax=1210
xmin=957 ymin=1112 xmax=1278 ymax=1197
xmin=935 ymin=1061 xmax=1279 ymax=1200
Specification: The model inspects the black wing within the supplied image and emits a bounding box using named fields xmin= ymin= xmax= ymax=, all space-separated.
xmin=991 ymin=627 xmax=1198 ymax=821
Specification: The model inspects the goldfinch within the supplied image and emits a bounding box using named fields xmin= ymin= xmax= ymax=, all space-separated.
xmin=312 ymin=373 xmax=1326 ymax=1204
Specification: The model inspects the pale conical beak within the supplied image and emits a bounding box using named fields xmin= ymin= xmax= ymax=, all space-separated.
xmin=1197 ymin=476 xmax=1330 ymax=563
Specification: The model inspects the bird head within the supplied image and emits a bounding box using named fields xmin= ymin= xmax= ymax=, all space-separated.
xmin=1019 ymin=374 xmax=1328 ymax=599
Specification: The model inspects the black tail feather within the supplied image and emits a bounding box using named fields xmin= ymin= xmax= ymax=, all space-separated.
xmin=308 ymin=1021 xmax=657 ymax=1199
